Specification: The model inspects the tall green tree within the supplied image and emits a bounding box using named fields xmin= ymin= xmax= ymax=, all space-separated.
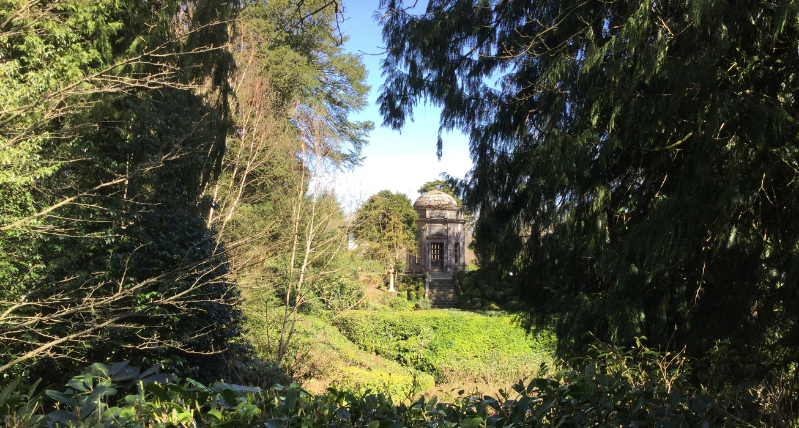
xmin=0 ymin=0 xmax=240 ymax=384
xmin=206 ymin=2 xmax=373 ymax=379
xmin=239 ymin=0 xmax=374 ymax=167
xmin=418 ymin=179 xmax=463 ymax=206
xmin=353 ymin=191 xmax=418 ymax=282
xmin=377 ymin=0 xmax=799 ymax=377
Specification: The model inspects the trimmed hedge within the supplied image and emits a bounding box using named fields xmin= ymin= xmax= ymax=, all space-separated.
xmin=334 ymin=310 xmax=556 ymax=384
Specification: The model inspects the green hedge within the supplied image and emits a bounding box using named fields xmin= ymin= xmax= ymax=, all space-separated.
xmin=246 ymin=311 xmax=433 ymax=400
xmin=334 ymin=310 xmax=556 ymax=384
xmin=336 ymin=366 xmax=433 ymax=401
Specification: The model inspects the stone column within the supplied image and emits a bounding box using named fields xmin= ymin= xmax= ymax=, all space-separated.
xmin=388 ymin=268 xmax=395 ymax=292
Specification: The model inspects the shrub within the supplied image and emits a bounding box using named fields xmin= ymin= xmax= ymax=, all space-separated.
xmin=336 ymin=366 xmax=434 ymax=400
xmin=469 ymin=288 xmax=481 ymax=298
xmin=486 ymin=303 xmax=500 ymax=311
xmin=334 ymin=310 xmax=556 ymax=384
xmin=505 ymin=300 xmax=528 ymax=312
xmin=461 ymin=277 xmax=475 ymax=290
xmin=389 ymin=297 xmax=410 ymax=310
xmin=407 ymin=290 xmax=417 ymax=300
xmin=2 ymin=341 xmax=785 ymax=428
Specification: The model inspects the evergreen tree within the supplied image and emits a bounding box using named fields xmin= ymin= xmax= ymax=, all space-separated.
xmin=353 ymin=191 xmax=418 ymax=277
xmin=377 ymin=0 xmax=799 ymax=379
xmin=418 ymin=179 xmax=463 ymax=206
xmin=240 ymin=0 xmax=374 ymax=167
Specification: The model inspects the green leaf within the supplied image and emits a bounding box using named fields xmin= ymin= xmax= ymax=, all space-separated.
xmin=144 ymin=383 xmax=171 ymax=401
xmin=207 ymin=408 xmax=224 ymax=420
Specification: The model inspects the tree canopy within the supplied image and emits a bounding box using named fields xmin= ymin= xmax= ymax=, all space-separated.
xmin=0 ymin=0 xmax=371 ymax=386
xmin=353 ymin=191 xmax=418 ymax=272
xmin=240 ymin=0 xmax=374 ymax=167
xmin=418 ymin=179 xmax=463 ymax=207
xmin=377 ymin=0 xmax=799 ymax=378
xmin=0 ymin=0 xmax=240 ymax=383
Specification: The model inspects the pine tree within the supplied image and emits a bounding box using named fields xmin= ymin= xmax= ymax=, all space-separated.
xmin=377 ymin=0 xmax=799 ymax=378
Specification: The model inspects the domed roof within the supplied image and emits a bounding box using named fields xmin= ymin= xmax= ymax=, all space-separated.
xmin=413 ymin=190 xmax=460 ymax=210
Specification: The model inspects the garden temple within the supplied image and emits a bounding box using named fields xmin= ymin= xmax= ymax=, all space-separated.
xmin=406 ymin=190 xmax=467 ymax=274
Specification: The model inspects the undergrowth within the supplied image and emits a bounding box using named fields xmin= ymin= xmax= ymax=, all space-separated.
xmin=334 ymin=310 xmax=557 ymax=384
xmin=246 ymin=312 xmax=434 ymax=400
xmin=2 ymin=341 xmax=788 ymax=427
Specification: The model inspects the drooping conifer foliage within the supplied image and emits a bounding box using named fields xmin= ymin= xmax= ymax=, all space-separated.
xmin=378 ymin=0 xmax=799 ymax=376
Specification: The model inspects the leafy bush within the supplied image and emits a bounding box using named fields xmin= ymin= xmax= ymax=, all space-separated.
xmin=389 ymin=297 xmax=410 ymax=310
xmin=246 ymin=311 xmax=431 ymax=400
xmin=334 ymin=310 xmax=556 ymax=384
xmin=336 ymin=366 xmax=434 ymax=401
xmin=1 ymin=341 xmax=792 ymax=427
xmin=505 ymin=301 xmax=528 ymax=312
xmin=407 ymin=290 xmax=417 ymax=300
xmin=461 ymin=276 xmax=475 ymax=290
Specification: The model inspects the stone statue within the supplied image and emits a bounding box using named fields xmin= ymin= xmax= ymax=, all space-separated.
xmin=423 ymin=270 xmax=430 ymax=299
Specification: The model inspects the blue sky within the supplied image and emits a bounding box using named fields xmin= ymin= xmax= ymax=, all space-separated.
xmin=332 ymin=0 xmax=473 ymax=208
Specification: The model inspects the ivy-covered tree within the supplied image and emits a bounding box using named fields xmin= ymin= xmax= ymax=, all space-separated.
xmin=0 ymin=0 xmax=240 ymax=384
xmin=377 ymin=0 xmax=799 ymax=381
xmin=353 ymin=191 xmax=418 ymax=284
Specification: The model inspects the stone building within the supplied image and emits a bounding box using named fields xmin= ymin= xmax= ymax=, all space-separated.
xmin=406 ymin=190 xmax=467 ymax=273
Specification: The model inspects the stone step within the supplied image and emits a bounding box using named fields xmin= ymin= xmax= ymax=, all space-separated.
xmin=424 ymin=278 xmax=460 ymax=309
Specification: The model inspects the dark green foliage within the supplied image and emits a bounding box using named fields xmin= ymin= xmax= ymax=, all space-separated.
xmin=0 ymin=0 xmax=241 ymax=384
xmin=353 ymin=191 xmax=419 ymax=271
xmin=6 ymin=343 xmax=789 ymax=427
xmin=44 ymin=361 xmax=174 ymax=426
xmin=334 ymin=310 xmax=556 ymax=384
xmin=240 ymin=0 xmax=373 ymax=166
xmin=377 ymin=0 xmax=799 ymax=384
xmin=461 ymin=276 xmax=475 ymax=290
xmin=418 ymin=179 xmax=463 ymax=206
